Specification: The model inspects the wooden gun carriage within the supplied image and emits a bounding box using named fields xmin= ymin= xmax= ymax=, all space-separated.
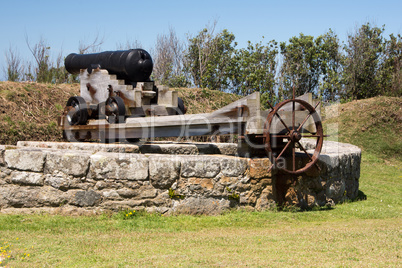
xmin=59 ymin=49 xmax=325 ymax=175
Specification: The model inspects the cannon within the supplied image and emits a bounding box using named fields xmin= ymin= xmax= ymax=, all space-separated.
xmin=65 ymin=49 xmax=153 ymax=85
xmin=62 ymin=49 xmax=186 ymax=126
xmin=59 ymin=49 xmax=326 ymax=175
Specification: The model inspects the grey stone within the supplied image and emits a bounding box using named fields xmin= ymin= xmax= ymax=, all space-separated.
xmin=116 ymin=188 xmax=138 ymax=198
xmin=139 ymin=185 xmax=158 ymax=199
xmin=5 ymin=186 xmax=40 ymax=207
xmin=148 ymin=155 xmax=180 ymax=189
xmin=102 ymin=189 xmax=121 ymax=200
xmin=5 ymin=149 xmax=46 ymax=172
xmin=37 ymin=186 xmax=68 ymax=207
xmin=44 ymin=173 xmax=71 ymax=190
xmin=44 ymin=150 xmax=90 ymax=177
xmin=11 ymin=171 xmax=44 ymax=186
xmin=88 ymin=152 xmax=148 ymax=180
xmin=255 ymin=186 xmax=275 ymax=211
xmin=171 ymin=197 xmax=231 ymax=215
xmin=219 ymin=156 xmax=248 ymax=177
xmin=94 ymin=180 xmax=123 ymax=190
xmin=70 ymin=190 xmax=102 ymax=207
xmin=0 ymin=145 xmax=6 ymax=166
xmin=100 ymin=199 xmax=153 ymax=211
xmin=140 ymin=144 xmax=198 ymax=155
xmin=215 ymin=143 xmax=238 ymax=156
xmin=326 ymin=178 xmax=346 ymax=201
xmin=17 ymin=141 xmax=140 ymax=154
xmin=180 ymin=156 xmax=220 ymax=178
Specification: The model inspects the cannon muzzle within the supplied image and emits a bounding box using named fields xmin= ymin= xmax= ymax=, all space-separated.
xmin=65 ymin=49 xmax=153 ymax=84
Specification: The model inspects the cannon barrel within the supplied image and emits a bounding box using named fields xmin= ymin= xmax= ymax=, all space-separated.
xmin=65 ymin=49 xmax=153 ymax=84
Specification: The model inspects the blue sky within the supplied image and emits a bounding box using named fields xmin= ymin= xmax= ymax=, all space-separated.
xmin=1 ymin=0 xmax=401 ymax=80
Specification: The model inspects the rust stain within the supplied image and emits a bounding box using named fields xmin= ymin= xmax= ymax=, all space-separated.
xmin=86 ymin=83 xmax=98 ymax=103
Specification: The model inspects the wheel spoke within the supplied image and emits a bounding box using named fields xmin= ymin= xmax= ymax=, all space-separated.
xmin=301 ymin=134 xmax=324 ymax=138
xmin=297 ymin=112 xmax=312 ymax=132
xmin=297 ymin=141 xmax=321 ymax=171
xmin=297 ymin=101 xmax=321 ymax=132
xmin=276 ymin=139 xmax=292 ymax=160
xmin=292 ymin=144 xmax=296 ymax=172
xmin=275 ymin=113 xmax=291 ymax=134
xmin=267 ymin=139 xmax=292 ymax=173
xmin=267 ymin=101 xmax=291 ymax=133
xmin=292 ymin=100 xmax=295 ymax=131
xmin=270 ymin=134 xmax=290 ymax=138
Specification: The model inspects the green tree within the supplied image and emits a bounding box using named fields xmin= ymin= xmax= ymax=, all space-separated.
xmin=379 ymin=33 xmax=402 ymax=97
xmin=318 ymin=30 xmax=344 ymax=102
xmin=279 ymin=33 xmax=323 ymax=98
xmin=343 ymin=23 xmax=385 ymax=100
xmin=230 ymin=39 xmax=278 ymax=106
xmin=185 ymin=23 xmax=237 ymax=90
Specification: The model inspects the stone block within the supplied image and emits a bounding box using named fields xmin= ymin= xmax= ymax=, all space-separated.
xmin=140 ymin=143 xmax=198 ymax=155
xmin=44 ymin=150 xmax=91 ymax=177
xmin=70 ymin=190 xmax=102 ymax=207
xmin=249 ymin=158 xmax=273 ymax=179
xmin=88 ymin=152 xmax=148 ymax=180
xmin=102 ymin=189 xmax=122 ymax=200
xmin=219 ymin=156 xmax=248 ymax=177
xmin=116 ymin=188 xmax=139 ymax=198
xmin=215 ymin=143 xmax=238 ymax=156
xmin=11 ymin=171 xmax=44 ymax=186
xmin=5 ymin=185 xmax=41 ymax=208
xmin=171 ymin=197 xmax=231 ymax=215
xmin=326 ymin=178 xmax=346 ymax=201
xmin=255 ymin=186 xmax=275 ymax=210
xmin=0 ymin=145 xmax=5 ymax=166
xmin=148 ymin=155 xmax=180 ymax=189
xmin=37 ymin=186 xmax=69 ymax=207
xmin=180 ymin=156 xmax=220 ymax=178
xmin=5 ymin=149 xmax=46 ymax=172
xmin=44 ymin=173 xmax=71 ymax=190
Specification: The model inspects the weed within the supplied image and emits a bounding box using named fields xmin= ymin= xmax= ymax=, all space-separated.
xmin=168 ymin=188 xmax=185 ymax=199
xmin=55 ymin=103 xmax=63 ymax=111
xmin=3 ymin=115 xmax=14 ymax=125
xmin=0 ymin=237 xmax=31 ymax=266
xmin=116 ymin=209 xmax=139 ymax=220
xmin=226 ymin=187 xmax=240 ymax=201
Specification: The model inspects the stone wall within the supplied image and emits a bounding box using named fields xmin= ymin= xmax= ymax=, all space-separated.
xmin=0 ymin=140 xmax=361 ymax=215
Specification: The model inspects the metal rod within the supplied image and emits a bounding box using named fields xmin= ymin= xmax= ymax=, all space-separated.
xmin=267 ymin=100 xmax=291 ymax=133
xmin=267 ymin=139 xmax=292 ymax=173
xmin=292 ymin=144 xmax=296 ymax=171
xmin=296 ymin=101 xmax=321 ymax=132
xmin=297 ymin=141 xmax=321 ymax=171
xmin=301 ymin=134 xmax=329 ymax=138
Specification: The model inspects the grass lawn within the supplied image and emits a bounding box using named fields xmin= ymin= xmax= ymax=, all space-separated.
xmin=0 ymin=93 xmax=400 ymax=267
xmin=0 ymin=152 xmax=400 ymax=267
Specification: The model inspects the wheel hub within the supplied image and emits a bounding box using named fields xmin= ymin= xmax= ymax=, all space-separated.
xmin=289 ymin=130 xmax=302 ymax=142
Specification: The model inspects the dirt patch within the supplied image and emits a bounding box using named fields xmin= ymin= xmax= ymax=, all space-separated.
xmin=0 ymin=81 xmax=79 ymax=144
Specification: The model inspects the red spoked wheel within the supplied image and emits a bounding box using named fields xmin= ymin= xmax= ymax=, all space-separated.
xmin=264 ymin=95 xmax=324 ymax=175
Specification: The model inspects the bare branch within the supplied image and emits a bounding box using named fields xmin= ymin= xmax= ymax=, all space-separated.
xmin=78 ymin=33 xmax=105 ymax=54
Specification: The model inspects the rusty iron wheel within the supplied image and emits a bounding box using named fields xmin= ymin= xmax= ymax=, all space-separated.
xmin=105 ymin=96 xmax=126 ymax=124
xmin=66 ymin=96 xmax=88 ymax=125
xmin=263 ymin=98 xmax=324 ymax=175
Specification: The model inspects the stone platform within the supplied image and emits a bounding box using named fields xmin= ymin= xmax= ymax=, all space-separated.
xmin=0 ymin=140 xmax=361 ymax=215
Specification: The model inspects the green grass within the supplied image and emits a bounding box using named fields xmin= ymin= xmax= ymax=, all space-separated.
xmin=0 ymin=92 xmax=400 ymax=267
xmin=0 ymin=152 xmax=400 ymax=267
